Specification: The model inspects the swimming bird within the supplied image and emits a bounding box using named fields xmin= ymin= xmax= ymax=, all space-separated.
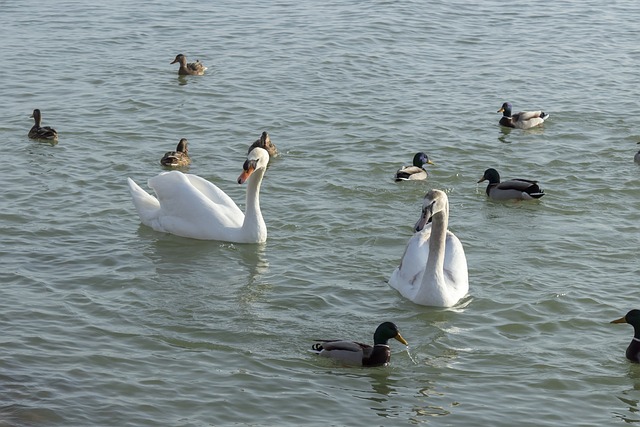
xmin=28 ymin=109 xmax=58 ymax=141
xmin=394 ymin=152 xmax=434 ymax=181
xmin=498 ymin=102 xmax=549 ymax=129
xmin=611 ymin=310 xmax=640 ymax=363
xmin=389 ymin=189 xmax=468 ymax=307
xmin=160 ymin=138 xmax=190 ymax=167
xmin=477 ymin=168 xmax=545 ymax=201
xmin=247 ymin=131 xmax=277 ymax=157
xmin=310 ymin=322 xmax=408 ymax=367
xmin=634 ymin=142 xmax=640 ymax=163
xmin=128 ymin=147 xmax=269 ymax=243
xmin=170 ymin=54 xmax=207 ymax=76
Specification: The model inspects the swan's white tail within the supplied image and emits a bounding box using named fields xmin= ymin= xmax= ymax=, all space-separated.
xmin=127 ymin=177 xmax=160 ymax=226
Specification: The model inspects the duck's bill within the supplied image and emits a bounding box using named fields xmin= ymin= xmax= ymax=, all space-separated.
xmin=497 ymin=107 xmax=505 ymax=113
xmin=395 ymin=333 xmax=408 ymax=346
xmin=611 ymin=317 xmax=628 ymax=324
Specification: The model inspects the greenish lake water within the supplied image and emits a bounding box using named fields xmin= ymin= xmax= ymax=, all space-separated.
xmin=1 ymin=1 xmax=640 ymax=425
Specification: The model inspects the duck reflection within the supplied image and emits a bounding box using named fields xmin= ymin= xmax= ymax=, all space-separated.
xmin=613 ymin=365 xmax=640 ymax=423
xmin=498 ymin=126 xmax=512 ymax=144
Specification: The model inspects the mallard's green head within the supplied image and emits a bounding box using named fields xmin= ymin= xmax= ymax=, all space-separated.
xmin=498 ymin=102 xmax=512 ymax=116
xmin=413 ymin=152 xmax=434 ymax=168
xmin=612 ymin=310 xmax=640 ymax=328
xmin=478 ymin=168 xmax=500 ymax=184
xmin=373 ymin=322 xmax=408 ymax=346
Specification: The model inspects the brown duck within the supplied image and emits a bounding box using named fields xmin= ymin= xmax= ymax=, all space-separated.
xmin=170 ymin=54 xmax=207 ymax=76
xmin=160 ymin=138 xmax=190 ymax=167
xmin=28 ymin=109 xmax=58 ymax=142
xmin=247 ymin=131 xmax=277 ymax=157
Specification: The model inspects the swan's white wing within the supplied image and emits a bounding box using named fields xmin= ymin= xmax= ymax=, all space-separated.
xmin=389 ymin=226 xmax=431 ymax=300
xmin=389 ymin=227 xmax=468 ymax=307
xmin=184 ymin=174 xmax=243 ymax=218
xmin=443 ymin=231 xmax=469 ymax=294
xmin=127 ymin=177 xmax=161 ymax=226
xmin=143 ymin=171 xmax=244 ymax=239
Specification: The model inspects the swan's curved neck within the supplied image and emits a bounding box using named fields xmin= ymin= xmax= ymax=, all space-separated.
xmin=426 ymin=205 xmax=448 ymax=274
xmin=242 ymin=167 xmax=267 ymax=240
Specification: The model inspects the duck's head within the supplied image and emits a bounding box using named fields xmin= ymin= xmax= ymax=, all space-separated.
xmin=176 ymin=138 xmax=188 ymax=153
xmin=260 ymin=131 xmax=270 ymax=146
xmin=30 ymin=109 xmax=42 ymax=121
xmin=373 ymin=322 xmax=408 ymax=346
xmin=171 ymin=54 xmax=186 ymax=65
xmin=413 ymin=152 xmax=434 ymax=168
xmin=238 ymin=147 xmax=270 ymax=184
xmin=414 ymin=189 xmax=449 ymax=232
xmin=497 ymin=102 xmax=512 ymax=116
xmin=477 ymin=168 xmax=500 ymax=184
xmin=611 ymin=310 xmax=640 ymax=332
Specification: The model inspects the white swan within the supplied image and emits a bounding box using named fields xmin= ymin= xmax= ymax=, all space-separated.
xmin=389 ymin=189 xmax=468 ymax=307
xmin=127 ymin=147 xmax=269 ymax=243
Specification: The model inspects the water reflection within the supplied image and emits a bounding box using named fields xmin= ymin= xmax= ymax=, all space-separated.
xmin=613 ymin=365 xmax=640 ymax=423
xmin=139 ymin=231 xmax=269 ymax=288
xmin=236 ymin=243 xmax=271 ymax=307
xmin=498 ymin=126 xmax=512 ymax=144
xmin=361 ymin=369 xmax=452 ymax=420
xmin=140 ymin=231 xmax=230 ymax=274
xmin=497 ymin=125 xmax=546 ymax=144
xmin=367 ymin=369 xmax=395 ymax=398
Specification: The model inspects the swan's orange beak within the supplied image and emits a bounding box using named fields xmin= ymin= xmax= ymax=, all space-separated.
xmin=237 ymin=160 xmax=257 ymax=184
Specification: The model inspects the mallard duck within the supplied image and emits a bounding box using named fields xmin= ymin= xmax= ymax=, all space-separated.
xmin=128 ymin=147 xmax=270 ymax=243
xmin=170 ymin=54 xmax=207 ymax=76
xmin=611 ymin=310 xmax=640 ymax=363
xmin=310 ymin=322 xmax=408 ymax=367
xmin=28 ymin=109 xmax=58 ymax=141
xmin=389 ymin=190 xmax=469 ymax=307
xmin=498 ymin=102 xmax=549 ymax=129
xmin=160 ymin=138 xmax=190 ymax=167
xmin=247 ymin=131 xmax=277 ymax=157
xmin=394 ymin=152 xmax=434 ymax=181
xmin=634 ymin=142 xmax=640 ymax=163
xmin=477 ymin=168 xmax=545 ymax=200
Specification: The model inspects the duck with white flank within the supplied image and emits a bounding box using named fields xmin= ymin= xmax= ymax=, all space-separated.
xmin=477 ymin=168 xmax=545 ymax=201
xmin=498 ymin=102 xmax=549 ymax=129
